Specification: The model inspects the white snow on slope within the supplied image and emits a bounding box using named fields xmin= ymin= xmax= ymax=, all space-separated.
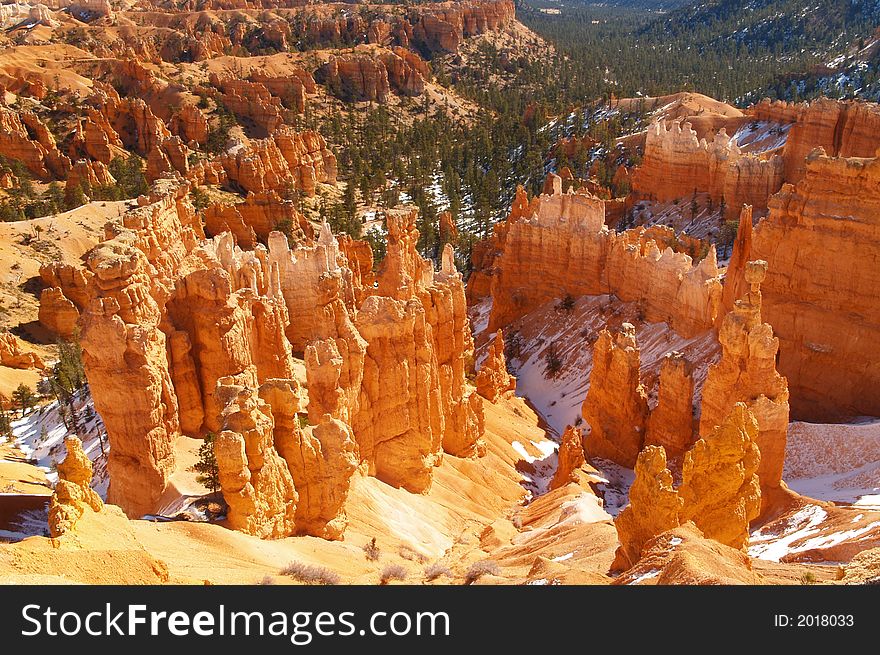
xmin=784 ymin=419 xmax=880 ymax=509
xmin=9 ymin=389 xmax=108 ymax=498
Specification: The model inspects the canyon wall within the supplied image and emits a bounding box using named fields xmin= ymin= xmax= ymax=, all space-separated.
xmin=751 ymin=149 xmax=880 ymax=421
xmin=474 ymin=182 xmax=722 ymax=339
xmin=749 ymin=98 xmax=880 ymax=183
xmin=631 ymin=119 xmax=784 ymax=217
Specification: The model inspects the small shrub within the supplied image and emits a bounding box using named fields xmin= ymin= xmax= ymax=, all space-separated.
xmin=280 ymin=561 xmax=340 ymax=585
xmin=379 ymin=564 xmax=408 ymax=585
xmin=799 ymin=571 xmax=817 ymax=585
xmin=363 ymin=537 xmax=380 ymax=561
xmin=544 ymin=346 xmax=563 ymax=378
xmin=258 ymin=575 xmax=276 ymax=585
xmin=424 ymin=562 xmax=452 ymax=581
xmin=399 ymin=544 xmax=428 ymax=563
xmin=556 ymin=294 xmax=576 ymax=312
xmin=465 ymin=560 xmax=501 ymax=585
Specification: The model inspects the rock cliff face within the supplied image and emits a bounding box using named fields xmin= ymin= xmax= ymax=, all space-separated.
xmin=48 ymin=437 xmax=104 ymax=538
xmin=477 ymin=185 xmax=722 ymax=338
xmin=475 ymin=329 xmax=515 ymax=402
xmin=751 ymin=150 xmax=880 ymax=421
xmin=681 ymin=403 xmax=762 ymax=549
xmin=582 ymin=323 xmax=649 ymax=468
xmin=612 ymin=445 xmax=683 ymax=571
xmin=749 ymin=98 xmax=880 ymax=183
xmin=0 ymin=108 xmax=70 ymax=180
xmin=210 ymin=75 xmax=283 ymax=136
xmin=204 ymin=191 xmax=312 ymax=249
xmin=631 ymin=119 xmax=784 ymax=217
xmin=613 ymin=404 xmax=762 ymax=569
xmin=193 ymin=127 xmax=337 ymax=196
xmin=316 ymin=47 xmax=430 ymax=102
xmin=644 ymin=352 xmax=695 ymax=458
xmin=318 ymin=55 xmax=391 ymax=102
xmin=0 ymin=332 xmax=44 ymax=370
xmin=410 ymin=0 xmax=515 ymax=53
xmin=699 ymin=260 xmax=789 ymax=507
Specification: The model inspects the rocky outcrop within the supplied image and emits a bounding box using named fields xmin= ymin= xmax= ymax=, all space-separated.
xmin=699 ymin=260 xmax=789 ymax=506
xmin=195 ymin=128 xmax=336 ymax=196
xmin=210 ymin=75 xmax=283 ymax=136
xmin=203 ymin=191 xmax=311 ymax=249
xmin=582 ymin=323 xmax=649 ymax=468
xmin=38 ymin=288 xmax=80 ymax=340
xmin=410 ymin=0 xmax=515 ymax=54
xmin=631 ymin=119 xmax=784 ymax=217
xmin=751 ymin=150 xmax=880 ymax=421
xmin=48 ymin=437 xmax=103 ymax=538
xmin=250 ymin=69 xmax=315 ymax=114
xmin=478 ymin=185 xmax=722 ymax=338
xmin=0 ymin=332 xmax=44 ymax=370
xmin=317 ymin=55 xmax=391 ymax=102
xmin=750 ymin=98 xmax=880 ymax=183
xmin=258 ymin=379 xmax=358 ymax=540
xmin=720 ymin=204 xmax=753 ymax=315
xmin=644 ymin=352 xmax=695 ymax=458
xmin=214 ymin=375 xmax=298 ymax=539
xmin=171 ymin=104 xmax=208 ymax=145
xmin=549 ymin=425 xmax=586 ymax=491
xmin=0 ymin=109 xmax=70 ymax=180
xmin=66 ymin=159 xmax=115 ymax=195
xmin=612 ymin=445 xmax=683 ymax=571
xmin=681 ymin=403 xmax=762 ymax=549
xmin=475 ymin=329 xmax=515 ymax=402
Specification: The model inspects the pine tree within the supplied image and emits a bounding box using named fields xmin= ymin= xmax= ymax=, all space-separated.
xmin=190 ymin=432 xmax=220 ymax=494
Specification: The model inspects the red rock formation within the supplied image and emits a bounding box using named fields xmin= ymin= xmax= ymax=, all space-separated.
xmin=699 ymin=260 xmax=789 ymax=508
xmin=259 ymin=379 xmax=359 ymax=540
xmin=479 ymin=185 xmax=722 ymax=338
xmin=752 ymin=149 xmax=880 ymax=421
xmin=318 ymin=55 xmax=391 ymax=102
xmin=210 ymin=74 xmax=283 ymax=136
xmin=203 ymin=191 xmax=311 ymax=249
xmin=195 ymin=127 xmax=336 ymax=196
xmin=612 ymin=445 xmax=683 ymax=571
xmin=750 ymin=98 xmax=880 ymax=183
xmin=631 ymin=119 xmax=784 ymax=217
xmin=645 ymin=352 xmax=695 ymax=459
xmin=549 ymin=425 xmax=587 ymax=491
xmin=48 ymin=437 xmax=104 ymax=538
xmin=214 ymin=375 xmax=298 ymax=539
xmin=582 ymin=323 xmax=649 ymax=468
xmin=0 ymin=109 xmax=70 ymax=179
xmin=38 ymin=288 xmax=80 ymax=340
xmin=171 ymin=104 xmax=208 ymax=145
xmin=681 ymin=403 xmax=762 ymax=549
xmin=475 ymin=329 xmax=515 ymax=402
xmin=720 ymin=204 xmax=753 ymax=315
xmin=0 ymin=332 xmax=44 ymax=370
xmin=411 ymin=0 xmax=515 ymax=53
xmin=65 ymin=159 xmax=115 ymax=195
xmin=250 ymin=68 xmax=316 ymax=113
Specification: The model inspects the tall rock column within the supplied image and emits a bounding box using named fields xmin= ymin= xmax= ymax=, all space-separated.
xmin=645 ymin=352 xmax=695 ymax=458
xmin=612 ymin=445 xmax=683 ymax=571
xmin=214 ymin=375 xmax=298 ymax=539
xmin=582 ymin=323 xmax=649 ymax=467
xmin=699 ymin=260 xmax=789 ymax=509
xmin=80 ymin=244 xmax=179 ymax=519
xmin=476 ymin=329 xmax=516 ymax=402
